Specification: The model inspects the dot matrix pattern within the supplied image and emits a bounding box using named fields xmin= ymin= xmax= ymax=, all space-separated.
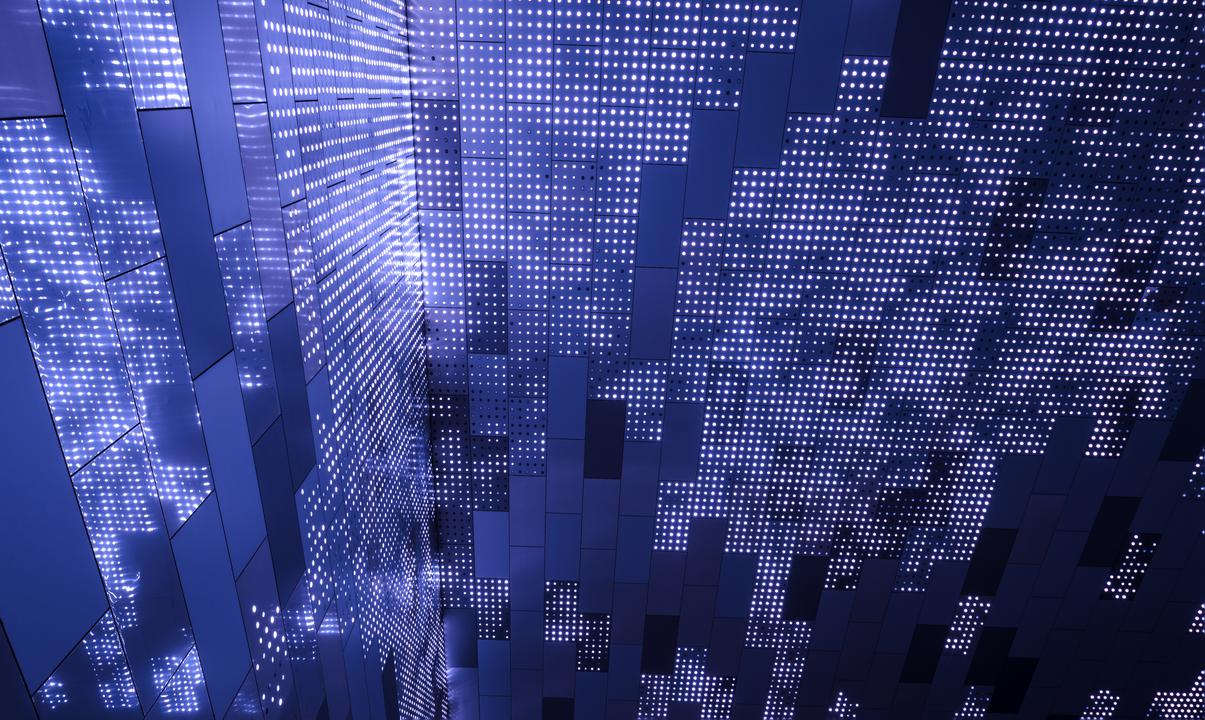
xmin=954 ymin=686 xmax=990 ymax=719
xmin=828 ymin=690 xmax=859 ymax=719
xmin=408 ymin=0 xmax=1205 ymax=716
xmin=1081 ymin=689 xmax=1120 ymax=720
xmin=4 ymin=0 xmax=1205 ymax=717
xmin=945 ymin=596 xmax=991 ymax=655
xmin=0 ymin=0 xmax=445 ymax=718
xmin=1102 ymin=533 xmax=1161 ymax=601
xmin=1147 ymin=672 xmax=1205 ymax=719
xmin=543 ymin=581 xmax=611 ymax=671
xmin=638 ymin=648 xmax=736 ymax=719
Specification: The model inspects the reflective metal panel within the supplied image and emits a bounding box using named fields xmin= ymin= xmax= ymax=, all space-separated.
xmin=107 ymin=261 xmax=214 ymax=530
xmin=40 ymin=0 xmax=166 ymax=276
xmin=72 ymin=429 xmax=195 ymax=706
xmin=0 ymin=117 xmax=138 ymax=471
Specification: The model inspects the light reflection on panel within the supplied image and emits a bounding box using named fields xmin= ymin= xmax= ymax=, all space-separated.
xmin=252 ymin=0 xmax=305 ymax=205
xmin=112 ymin=0 xmax=190 ymax=109
xmin=145 ymin=646 xmax=209 ymax=718
xmin=216 ymin=0 xmax=268 ymax=104
xmin=72 ymin=428 xmax=194 ymax=707
xmin=282 ymin=591 xmax=325 ymax=718
xmin=283 ymin=200 xmax=326 ymax=380
xmin=8 ymin=0 xmax=441 ymax=714
xmin=223 ymin=671 xmax=264 ymax=719
xmin=0 ymin=117 xmax=138 ymax=472
xmin=107 ymin=261 xmax=213 ymax=530
xmin=214 ymin=222 xmax=282 ymax=438
xmin=234 ymin=103 xmax=294 ymax=318
xmin=237 ymin=545 xmax=296 ymax=719
xmin=35 ymin=613 xmax=141 ymax=719
xmin=40 ymin=0 xmax=166 ymax=277
xmin=411 ymin=0 xmax=1205 ymax=716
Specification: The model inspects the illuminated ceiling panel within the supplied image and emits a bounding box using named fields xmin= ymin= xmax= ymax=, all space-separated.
xmin=0 ymin=0 xmax=1203 ymax=718
xmin=415 ymin=0 xmax=1205 ymax=717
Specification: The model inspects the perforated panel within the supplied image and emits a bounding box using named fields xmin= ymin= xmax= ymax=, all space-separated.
xmin=411 ymin=0 xmax=1205 ymax=717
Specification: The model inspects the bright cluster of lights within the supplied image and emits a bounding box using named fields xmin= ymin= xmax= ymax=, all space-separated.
xmin=1081 ymin=689 xmax=1119 ymax=719
xmin=1147 ymin=671 xmax=1205 ymax=719
xmin=250 ymin=604 xmax=289 ymax=710
xmin=954 ymin=686 xmax=990 ymax=719
xmin=946 ymin=596 xmax=991 ymax=655
xmin=638 ymin=648 xmax=736 ymax=719
xmin=544 ymin=581 xmax=610 ymax=671
xmin=1102 ymin=534 xmax=1160 ymax=601
xmin=828 ymin=690 xmax=860 ymax=719
xmin=76 ymin=614 xmax=140 ymax=714
xmin=1189 ymin=453 xmax=1205 ymax=500
xmin=151 ymin=648 xmax=206 ymax=715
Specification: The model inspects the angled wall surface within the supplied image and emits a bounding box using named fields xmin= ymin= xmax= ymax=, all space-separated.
xmin=4 ymin=0 xmax=1205 ymax=719
xmin=0 ymin=0 xmax=445 ymax=718
xmin=409 ymin=0 xmax=1205 ymax=717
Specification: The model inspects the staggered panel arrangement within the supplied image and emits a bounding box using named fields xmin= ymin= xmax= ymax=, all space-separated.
xmin=2 ymin=0 xmax=1205 ymax=718
xmin=411 ymin=0 xmax=1205 ymax=717
xmin=0 ymin=0 xmax=445 ymax=718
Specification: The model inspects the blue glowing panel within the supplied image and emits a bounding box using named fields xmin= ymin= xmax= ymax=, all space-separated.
xmin=412 ymin=0 xmax=1205 ymax=716
xmin=506 ymin=0 xmax=553 ymax=102
xmin=0 ymin=0 xmax=447 ymax=716
xmin=410 ymin=0 xmax=460 ymax=100
xmin=415 ymin=100 xmax=464 ymax=210
xmin=40 ymin=0 xmax=167 ymax=276
xmin=250 ymin=0 xmax=303 ymax=205
xmin=72 ymin=429 xmax=195 ymax=707
xmin=423 ymin=210 xmax=466 ymax=307
xmin=506 ymin=103 xmax=551 ymax=213
xmin=108 ymin=261 xmax=214 ymax=529
xmin=145 ymin=646 xmax=210 ymax=719
xmin=216 ymin=0 xmax=267 ymax=104
xmin=267 ymin=304 xmax=316 ymax=487
xmin=0 ymin=118 xmax=138 ymax=471
xmin=236 ymin=541 xmax=298 ymax=718
xmin=193 ymin=354 xmax=267 ymax=576
xmin=550 ymin=262 xmax=591 ymax=356
xmin=463 ymin=158 xmax=508 ymax=261
xmin=693 ymin=0 xmax=749 ymax=109
xmin=112 ymin=0 xmax=190 ymax=108
xmin=282 ymin=591 xmax=326 ymax=719
xmin=233 ymin=103 xmax=293 ymax=317
xmin=214 ymin=222 xmax=281 ymax=438
xmin=282 ymin=200 xmax=326 ymax=380
xmin=460 ymin=42 xmax=507 ymax=158
xmin=140 ymin=107 xmax=235 ymax=375
xmin=551 ymin=163 xmax=595 ymax=265
xmin=173 ymin=495 xmax=252 ymax=715
xmin=34 ymin=613 xmax=141 ymax=719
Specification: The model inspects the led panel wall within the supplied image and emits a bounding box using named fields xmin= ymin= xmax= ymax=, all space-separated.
xmin=4 ymin=0 xmax=1205 ymax=718
xmin=411 ymin=0 xmax=1205 ymax=717
xmin=0 ymin=0 xmax=445 ymax=718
